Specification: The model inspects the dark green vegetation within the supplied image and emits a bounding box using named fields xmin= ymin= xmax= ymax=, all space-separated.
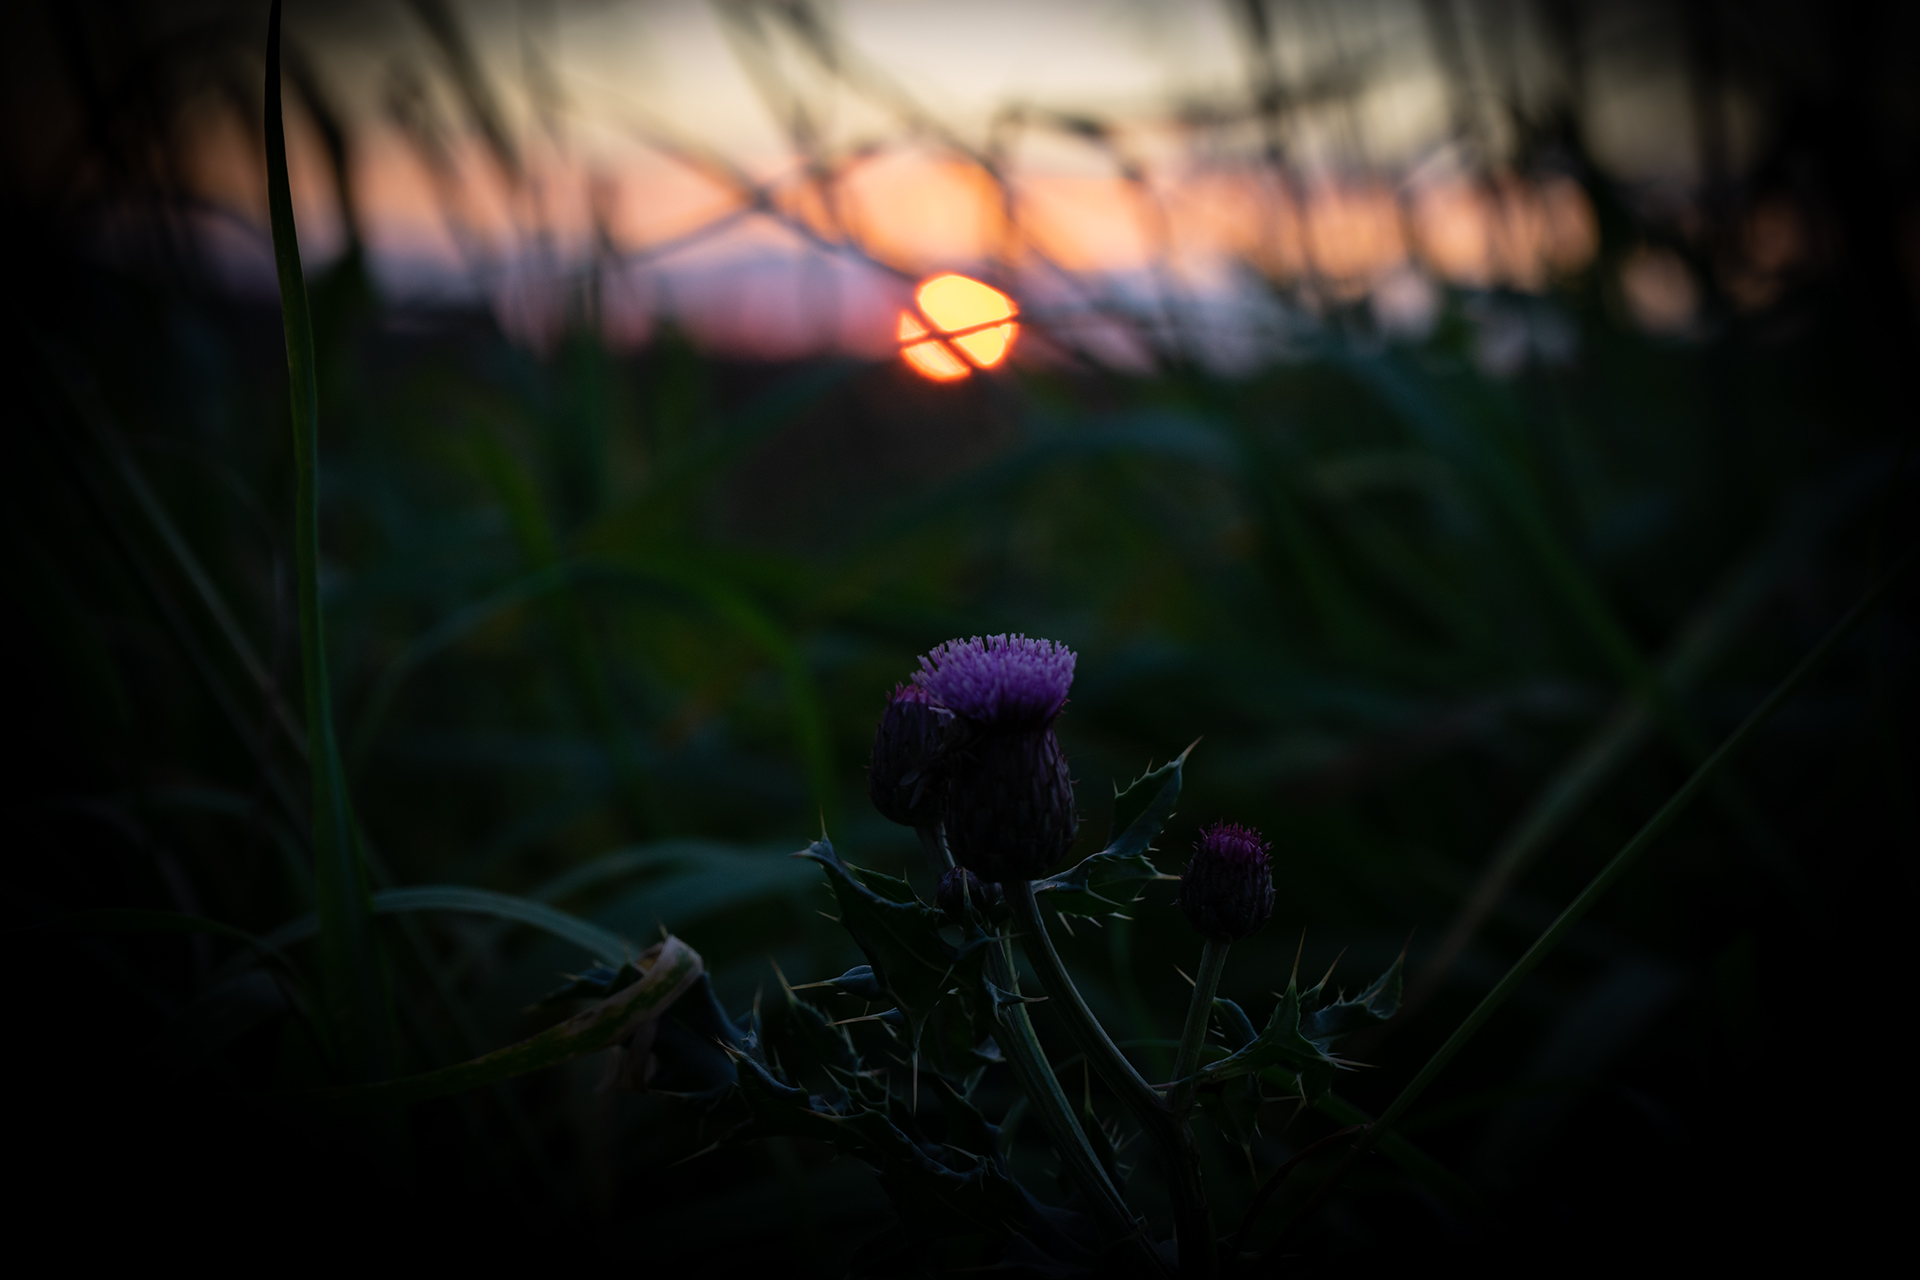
xmin=3 ymin=0 xmax=1916 ymax=1270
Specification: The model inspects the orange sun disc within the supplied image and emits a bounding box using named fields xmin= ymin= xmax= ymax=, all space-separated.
xmin=899 ymin=273 xmax=1018 ymax=381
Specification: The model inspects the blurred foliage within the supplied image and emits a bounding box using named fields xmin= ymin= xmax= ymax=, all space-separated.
xmin=2 ymin=0 xmax=1918 ymax=1269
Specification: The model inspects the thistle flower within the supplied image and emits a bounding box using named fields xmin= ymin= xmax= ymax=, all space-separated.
xmin=944 ymin=723 xmax=1078 ymax=881
xmin=913 ymin=634 xmax=1075 ymax=730
xmin=935 ymin=865 xmax=1001 ymax=921
xmin=1178 ymin=822 xmax=1274 ymax=941
xmin=914 ymin=635 xmax=1080 ymax=882
xmin=867 ymin=683 xmax=957 ymax=827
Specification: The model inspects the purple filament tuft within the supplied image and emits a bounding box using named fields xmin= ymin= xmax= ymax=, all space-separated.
xmin=913 ymin=634 xmax=1076 ymax=728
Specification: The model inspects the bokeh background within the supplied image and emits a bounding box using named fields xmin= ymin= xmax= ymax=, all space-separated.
xmin=3 ymin=0 xmax=1915 ymax=1267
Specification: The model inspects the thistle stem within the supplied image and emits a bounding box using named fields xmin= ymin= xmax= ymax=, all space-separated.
xmin=988 ymin=938 xmax=1152 ymax=1257
xmin=914 ymin=822 xmax=954 ymax=878
xmin=916 ymin=826 xmax=1155 ymax=1268
xmin=1007 ymin=878 xmax=1216 ymax=1279
xmin=1170 ymin=938 xmax=1230 ymax=1114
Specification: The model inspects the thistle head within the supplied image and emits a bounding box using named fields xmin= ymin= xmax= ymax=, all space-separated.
xmin=913 ymin=634 xmax=1075 ymax=731
xmin=1178 ymin=822 xmax=1275 ymax=941
xmin=867 ymin=683 xmax=957 ymax=827
xmin=944 ymin=726 xmax=1078 ymax=882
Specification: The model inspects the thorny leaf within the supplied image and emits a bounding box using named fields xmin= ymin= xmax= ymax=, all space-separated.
xmin=622 ymin=970 xmax=744 ymax=1103
xmin=934 ymin=1076 xmax=1003 ymax=1164
xmin=798 ymin=963 xmax=883 ymax=999
xmin=1106 ymin=742 xmax=1196 ymax=861
xmin=732 ymin=1055 xmax=1101 ymax=1272
xmin=1034 ymin=746 xmax=1191 ymax=919
xmin=1299 ymin=950 xmax=1405 ymax=1045
xmin=755 ymin=972 xmax=859 ymax=1099
xmin=1188 ymin=954 xmax=1403 ymax=1095
xmin=1031 ymin=850 xmax=1173 ymax=920
xmin=795 ymin=838 xmax=955 ymax=1047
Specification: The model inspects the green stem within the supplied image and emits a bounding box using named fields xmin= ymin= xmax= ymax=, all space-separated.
xmin=1007 ymin=879 xmax=1215 ymax=1279
xmin=1277 ymin=539 xmax=1919 ymax=1250
xmin=915 ymin=826 xmax=1154 ymax=1267
xmin=915 ymin=822 xmax=954 ymax=878
xmin=1170 ymin=938 xmax=1229 ymax=1114
xmin=991 ymin=936 xmax=1152 ymax=1256
xmin=265 ymin=0 xmax=388 ymax=1081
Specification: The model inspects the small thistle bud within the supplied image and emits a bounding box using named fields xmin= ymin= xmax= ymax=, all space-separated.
xmin=935 ymin=865 xmax=1001 ymax=921
xmin=1179 ymin=822 xmax=1275 ymax=941
xmin=945 ymin=726 xmax=1078 ymax=882
xmin=912 ymin=635 xmax=1080 ymax=883
xmin=868 ymin=683 xmax=957 ymax=827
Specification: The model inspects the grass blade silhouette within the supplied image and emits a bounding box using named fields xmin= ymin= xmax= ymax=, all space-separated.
xmin=265 ymin=0 xmax=390 ymax=1082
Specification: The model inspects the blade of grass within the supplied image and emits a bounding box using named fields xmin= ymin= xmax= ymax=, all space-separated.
xmin=605 ymin=556 xmax=839 ymax=829
xmin=125 ymin=785 xmax=313 ymax=904
xmin=347 ymin=562 xmax=578 ymax=774
xmin=266 ymin=0 xmax=388 ymax=1081
xmin=1274 ymin=540 xmax=1917 ymax=1250
xmin=35 ymin=399 xmax=309 ymax=835
xmin=248 ymin=884 xmax=639 ymax=972
xmin=576 ymin=360 xmax=860 ymax=554
xmin=1228 ymin=1125 xmax=1360 ymax=1259
xmin=352 ymin=830 xmax=566 ymax=1194
xmin=302 ymin=935 xmax=702 ymax=1111
xmin=1398 ymin=503 xmax=1821 ymax=1022
xmin=1351 ymin=353 xmax=1799 ymax=883
xmin=468 ymin=425 xmax=657 ymax=832
xmin=351 ymin=551 xmax=836 ymax=824
xmin=527 ymin=840 xmax=766 ymax=904
xmin=1219 ymin=407 xmax=1382 ymax=658
xmin=1304 ymin=1088 xmax=1477 ymax=1210
xmin=46 ymin=353 xmax=308 ymax=758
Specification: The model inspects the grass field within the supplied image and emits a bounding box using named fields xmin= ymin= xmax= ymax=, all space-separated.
xmin=2 ymin=0 xmax=1915 ymax=1269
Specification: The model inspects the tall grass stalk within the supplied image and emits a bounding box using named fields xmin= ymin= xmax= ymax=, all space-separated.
xmin=264 ymin=0 xmax=389 ymax=1080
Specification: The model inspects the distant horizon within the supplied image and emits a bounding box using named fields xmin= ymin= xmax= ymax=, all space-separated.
xmin=12 ymin=0 xmax=1765 ymax=363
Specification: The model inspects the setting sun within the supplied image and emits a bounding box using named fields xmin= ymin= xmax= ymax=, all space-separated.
xmin=899 ymin=273 xmax=1018 ymax=381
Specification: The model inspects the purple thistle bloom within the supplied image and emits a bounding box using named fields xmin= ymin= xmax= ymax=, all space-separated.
xmin=913 ymin=634 xmax=1076 ymax=730
xmin=1179 ymin=822 xmax=1275 ymax=941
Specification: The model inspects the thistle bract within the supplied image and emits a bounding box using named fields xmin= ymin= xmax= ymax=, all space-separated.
xmin=1179 ymin=822 xmax=1274 ymax=941
xmin=935 ymin=864 xmax=1000 ymax=921
xmin=867 ymin=683 xmax=957 ymax=826
xmin=946 ymin=726 xmax=1078 ymax=882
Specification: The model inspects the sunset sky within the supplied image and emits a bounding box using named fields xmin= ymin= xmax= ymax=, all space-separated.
xmin=35 ymin=0 xmax=1752 ymax=362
